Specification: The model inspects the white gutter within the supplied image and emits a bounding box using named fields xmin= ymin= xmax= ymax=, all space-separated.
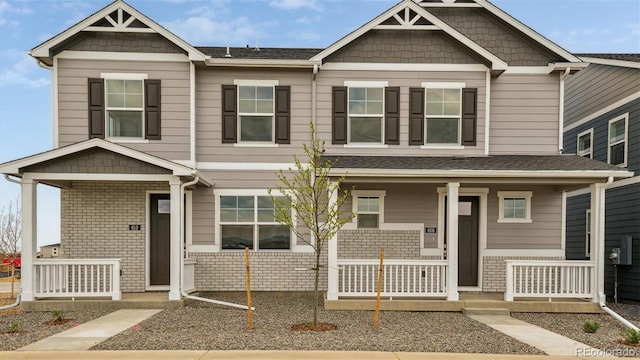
xmin=558 ymin=67 xmax=571 ymax=153
xmin=328 ymin=169 xmax=633 ymax=179
xmin=4 ymin=174 xmax=22 ymax=184
xmin=178 ymin=174 xmax=254 ymax=311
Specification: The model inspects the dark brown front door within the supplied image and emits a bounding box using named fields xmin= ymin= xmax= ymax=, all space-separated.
xmin=150 ymin=194 xmax=170 ymax=286
xmin=458 ymin=196 xmax=479 ymax=287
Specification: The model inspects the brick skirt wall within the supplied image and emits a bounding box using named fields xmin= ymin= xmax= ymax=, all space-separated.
xmin=482 ymin=256 xmax=564 ymax=292
xmin=338 ymin=229 xmax=424 ymax=259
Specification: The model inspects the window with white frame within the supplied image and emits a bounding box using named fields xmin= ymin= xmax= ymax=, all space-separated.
xmin=425 ymin=84 xmax=462 ymax=144
xmin=348 ymin=86 xmax=384 ymax=143
xmin=105 ymin=78 xmax=144 ymax=138
xmin=238 ymin=85 xmax=275 ymax=142
xmin=497 ymin=191 xmax=532 ymax=223
xmin=219 ymin=195 xmax=290 ymax=250
xmin=352 ymin=190 xmax=385 ymax=228
xmin=585 ymin=209 xmax=591 ymax=258
xmin=577 ymin=129 xmax=593 ymax=158
xmin=608 ymin=114 xmax=628 ymax=166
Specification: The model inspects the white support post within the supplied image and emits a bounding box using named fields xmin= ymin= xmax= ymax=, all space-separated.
xmin=327 ymin=182 xmax=339 ymax=300
xmin=169 ymin=178 xmax=181 ymax=301
xmin=20 ymin=178 xmax=38 ymax=301
xmin=446 ymin=182 xmax=459 ymax=301
xmin=590 ymin=183 xmax=606 ymax=303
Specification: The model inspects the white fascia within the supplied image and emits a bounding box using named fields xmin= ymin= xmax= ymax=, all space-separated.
xmin=328 ymin=169 xmax=634 ymax=179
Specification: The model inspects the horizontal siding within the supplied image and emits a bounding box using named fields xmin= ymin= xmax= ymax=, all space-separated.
xmin=565 ymin=64 xmax=640 ymax=126
xmin=565 ymin=193 xmax=590 ymax=260
xmin=57 ymin=59 xmax=191 ymax=161
xmin=489 ymin=74 xmax=560 ymax=154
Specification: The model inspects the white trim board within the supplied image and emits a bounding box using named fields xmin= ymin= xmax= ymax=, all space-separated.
xmin=56 ymin=51 xmax=189 ymax=62
xmin=320 ymin=63 xmax=488 ymax=72
xmin=564 ymin=92 xmax=639 ymax=132
xmin=579 ymin=57 xmax=640 ymax=69
xmin=566 ymin=176 xmax=640 ymax=197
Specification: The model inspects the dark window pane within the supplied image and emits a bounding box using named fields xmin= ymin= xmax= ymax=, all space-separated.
xmin=240 ymin=116 xmax=273 ymax=142
xmin=350 ymin=117 xmax=381 ymax=142
xmin=108 ymin=110 xmax=142 ymax=137
xmin=610 ymin=142 xmax=625 ymax=165
xmin=222 ymin=225 xmax=253 ymax=249
xmin=357 ymin=214 xmax=379 ymax=228
xmin=259 ymin=225 xmax=290 ymax=249
xmin=426 ymin=117 xmax=458 ymax=144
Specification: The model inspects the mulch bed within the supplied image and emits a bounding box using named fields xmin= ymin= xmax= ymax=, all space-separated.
xmin=291 ymin=322 xmax=338 ymax=331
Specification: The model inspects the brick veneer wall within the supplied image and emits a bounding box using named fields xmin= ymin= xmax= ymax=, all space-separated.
xmin=61 ymin=181 xmax=168 ymax=292
xmin=482 ymin=256 xmax=564 ymax=292
xmin=338 ymin=229 xmax=424 ymax=259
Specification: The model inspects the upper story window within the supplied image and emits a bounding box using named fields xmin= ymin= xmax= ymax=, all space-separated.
xmin=352 ymin=190 xmax=386 ymax=229
xmin=106 ymin=79 xmax=144 ymax=138
xmin=577 ymin=129 xmax=593 ymax=158
xmin=425 ymin=87 xmax=462 ymax=144
xmin=348 ymin=87 xmax=384 ymax=143
xmin=497 ymin=191 xmax=532 ymax=223
xmin=221 ymin=81 xmax=291 ymax=145
xmin=608 ymin=114 xmax=628 ymax=167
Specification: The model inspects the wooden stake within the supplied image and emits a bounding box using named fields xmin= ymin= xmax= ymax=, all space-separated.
xmin=373 ymin=248 xmax=384 ymax=329
xmin=245 ymin=247 xmax=253 ymax=330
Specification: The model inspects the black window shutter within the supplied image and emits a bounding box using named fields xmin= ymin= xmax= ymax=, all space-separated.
xmin=88 ymin=78 xmax=105 ymax=139
xmin=384 ymin=87 xmax=400 ymax=145
xmin=461 ymin=88 xmax=477 ymax=146
xmin=145 ymin=79 xmax=161 ymax=140
xmin=275 ymin=86 xmax=291 ymax=144
xmin=332 ymin=86 xmax=348 ymax=144
xmin=409 ymin=87 xmax=425 ymax=145
xmin=221 ymin=85 xmax=237 ymax=143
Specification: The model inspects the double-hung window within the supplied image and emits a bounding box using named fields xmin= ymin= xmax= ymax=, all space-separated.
xmin=352 ymin=190 xmax=385 ymax=229
xmin=497 ymin=191 xmax=532 ymax=223
xmin=425 ymin=85 xmax=462 ymax=144
xmin=577 ymin=129 xmax=593 ymax=158
xmin=219 ymin=195 xmax=291 ymax=250
xmin=106 ymin=79 xmax=144 ymax=138
xmin=238 ymin=85 xmax=275 ymax=142
xmin=608 ymin=114 xmax=628 ymax=166
xmin=348 ymin=87 xmax=384 ymax=143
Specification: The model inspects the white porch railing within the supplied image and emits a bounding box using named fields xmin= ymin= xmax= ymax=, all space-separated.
xmin=33 ymin=259 xmax=121 ymax=300
xmin=337 ymin=259 xmax=448 ymax=298
xmin=505 ymin=260 xmax=594 ymax=301
xmin=183 ymin=259 xmax=196 ymax=294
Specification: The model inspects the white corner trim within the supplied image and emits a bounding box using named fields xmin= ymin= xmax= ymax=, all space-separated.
xmin=100 ymin=72 xmax=148 ymax=80
xmin=320 ymin=63 xmax=488 ymax=72
xmin=344 ymin=80 xmax=389 ymax=88
xmin=564 ymin=92 xmax=639 ymax=131
xmin=234 ymin=79 xmax=279 ymax=86
xmin=421 ymin=82 xmax=466 ymax=89
xmin=56 ymin=51 xmax=189 ymax=62
xmin=484 ymin=70 xmax=490 ymax=156
xmin=52 ymin=56 xmax=59 ymax=149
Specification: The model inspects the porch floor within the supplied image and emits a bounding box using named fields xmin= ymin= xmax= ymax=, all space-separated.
xmin=324 ymin=292 xmax=602 ymax=313
xmin=20 ymin=292 xmax=185 ymax=312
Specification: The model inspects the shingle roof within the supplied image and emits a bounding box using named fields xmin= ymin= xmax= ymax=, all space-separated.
xmin=321 ymin=155 xmax=628 ymax=172
xmin=195 ymin=46 xmax=322 ymax=60
xmin=577 ymin=53 xmax=640 ymax=62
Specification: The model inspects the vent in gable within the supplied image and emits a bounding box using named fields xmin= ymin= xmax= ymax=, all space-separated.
xmin=86 ymin=7 xmax=152 ymax=32
xmin=375 ymin=6 xmax=437 ymax=30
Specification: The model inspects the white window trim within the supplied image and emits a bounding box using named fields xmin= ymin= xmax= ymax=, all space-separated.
xmin=497 ymin=191 xmax=533 ymax=223
xmin=585 ymin=209 xmax=591 ymax=258
xmin=607 ymin=113 xmax=629 ymax=167
xmin=234 ymin=79 xmax=279 ymax=86
xmin=351 ymin=190 xmax=386 ymax=228
xmin=102 ymin=73 xmax=148 ymax=142
xmin=422 ymin=82 xmax=466 ymax=89
xmin=235 ymin=82 xmax=277 ymax=144
xmin=345 ymin=85 xmax=386 ymax=145
xmin=576 ymin=128 xmax=594 ymax=159
xmin=423 ymin=82 xmax=464 ymax=146
xmin=213 ymin=189 xmax=301 ymax=252
xmin=344 ymin=80 xmax=388 ymax=88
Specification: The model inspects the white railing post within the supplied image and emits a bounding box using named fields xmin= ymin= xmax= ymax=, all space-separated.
xmin=112 ymin=260 xmax=121 ymax=300
xmin=327 ymin=182 xmax=339 ymax=300
xmin=33 ymin=259 xmax=121 ymax=299
xmin=446 ymin=182 xmax=460 ymax=301
xmin=505 ymin=261 xmax=514 ymax=301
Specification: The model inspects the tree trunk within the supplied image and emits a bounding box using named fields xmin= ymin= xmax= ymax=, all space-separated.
xmin=313 ymin=249 xmax=321 ymax=326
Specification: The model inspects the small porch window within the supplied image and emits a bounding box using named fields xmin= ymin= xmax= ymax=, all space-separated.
xmin=352 ymin=190 xmax=386 ymax=229
xmin=608 ymin=114 xmax=628 ymax=166
xmin=497 ymin=191 xmax=532 ymax=223
xmin=577 ymin=129 xmax=593 ymax=158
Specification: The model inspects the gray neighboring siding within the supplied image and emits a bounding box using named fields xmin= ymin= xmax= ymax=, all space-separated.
xmin=57 ymin=58 xmax=191 ymax=161
xmin=195 ymin=67 xmax=312 ymax=163
xmin=564 ymin=64 xmax=640 ymax=126
xmin=429 ymin=8 xmax=563 ymax=66
xmin=565 ymin=193 xmax=590 ymax=260
xmin=191 ymin=187 xmax=214 ymax=246
xmin=325 ymin=30 xmax=488 ymax=65
xmin=55 ymin=32 xmax=185 ymax=55
xmin=490 ymin=74 xmax=560 ymax=154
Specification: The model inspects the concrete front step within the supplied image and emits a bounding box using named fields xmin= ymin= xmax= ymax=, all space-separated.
xmin=463 ymin=308 xmax=510 ymax=316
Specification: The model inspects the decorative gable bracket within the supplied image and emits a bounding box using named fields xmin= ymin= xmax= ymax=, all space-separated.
xmin=85 ymin=7 xmax=153 ymax=33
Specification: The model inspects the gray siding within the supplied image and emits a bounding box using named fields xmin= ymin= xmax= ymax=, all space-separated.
xmin=490 ymin=74 xmax=560 ymax=154
xmin=57 ymin=58 xmax=191 ymax=161
xmin=565 ymin=64 xmax=640 ymax=126
xmin=565 ymin=193 xmax=590 ymax=260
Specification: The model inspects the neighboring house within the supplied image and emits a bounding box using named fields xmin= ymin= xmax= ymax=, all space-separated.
xmin=0 ymin=0 xmax=633 ymax=305
xmin=39 ymin=243 xmax=63 ymax=258
xmin=563 ymin=54 xmax=640 ymax=302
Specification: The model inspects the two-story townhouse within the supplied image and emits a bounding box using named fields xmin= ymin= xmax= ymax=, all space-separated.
xmin=0 ymin=0 xmax=633 ymax=310
xmin=563 ymin=54 xmax=640 ymax=302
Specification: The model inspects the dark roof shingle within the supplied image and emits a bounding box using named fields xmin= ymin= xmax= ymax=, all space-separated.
xmin=196 ymin=46 xmax=321 ymax=60
xmin=577 ymin=53 xmax=640 ymax=62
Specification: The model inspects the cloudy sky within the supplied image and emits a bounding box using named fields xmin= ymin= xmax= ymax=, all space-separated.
xmin=0 ymin=0 xmax=638 ymax=247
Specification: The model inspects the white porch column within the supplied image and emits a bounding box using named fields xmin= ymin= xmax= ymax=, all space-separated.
xmin=169 ymin=178 xmax=181 ymax=301
xmin=446 ymin=182 xmax=460 ymax=301
xmin=590 ymin=183 xmax=606 ymax=303
xmin=20 ymin=178 xmax=38 ymax=301
xmin=326 ymin=181 xmax=339 ymax=300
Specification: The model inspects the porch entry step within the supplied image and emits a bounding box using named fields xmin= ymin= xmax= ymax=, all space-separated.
xmin=462 ymin=307 xmax=510 ymax=316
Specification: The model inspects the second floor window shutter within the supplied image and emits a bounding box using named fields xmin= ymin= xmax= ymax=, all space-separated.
xmin=384 ymin=87 xmax=400 ymax=145
xmin=275 ymin=85 xmax=291 ymax=144
xmin=221 ymin=85 xmax=237 ymax=143
xmin=145 ymin=79 xmax=161 ymax=140
xmin=88 ymin=78 xmax=105 ymax=139
xmin=461 ymin=88 xmax=477 ymax=146
xmin=409 ymin=87 xmax=425 ymax=145
xmin=332 ymin=86 xmax=348 ymax=144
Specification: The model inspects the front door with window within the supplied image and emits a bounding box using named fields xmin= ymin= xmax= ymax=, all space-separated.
xmin=458 ymin=196 xmax=479 ymax=287
xmin=149 ymin=194 xmax=170 ymax=286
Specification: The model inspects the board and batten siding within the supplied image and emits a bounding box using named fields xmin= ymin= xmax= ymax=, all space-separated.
xmin=195 ymin=67 xmax=312 ymax=163
xmin=317 ymin=70 xmax=487 ymax=156
xmin=564 ymin=64 xmax=640 ymax=126
xmin=57 ymin=58 xmax=191 ymax=161
xmin=489 ymin=74 xmax=560 ymax=155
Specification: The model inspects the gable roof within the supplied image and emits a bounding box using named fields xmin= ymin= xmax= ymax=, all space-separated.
xmin=30 ymin=0 xmax=207 ymax=64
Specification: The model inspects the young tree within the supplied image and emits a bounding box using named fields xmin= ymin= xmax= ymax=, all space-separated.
xmin=270 ymin=123 xmax=353 ymax=327
xmin=0 ymin=198 xmax=21 ymax=299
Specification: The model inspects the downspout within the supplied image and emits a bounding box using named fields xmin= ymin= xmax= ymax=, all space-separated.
xmin=2 ymin=175 xmax=22 ymax=308
xmin=595 ymin=176 xmax=638 ymax=330
xmin=178 ymin=173 xmax=254 ymax=310
xmin=558 ymin=67 xmax=571 ymax=154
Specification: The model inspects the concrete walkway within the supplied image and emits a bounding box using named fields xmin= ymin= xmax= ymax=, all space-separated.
xmin=19 ymin=309 xmax=162 ymax=351
xmin=467 ymin=314 xmax=599 ymax=357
